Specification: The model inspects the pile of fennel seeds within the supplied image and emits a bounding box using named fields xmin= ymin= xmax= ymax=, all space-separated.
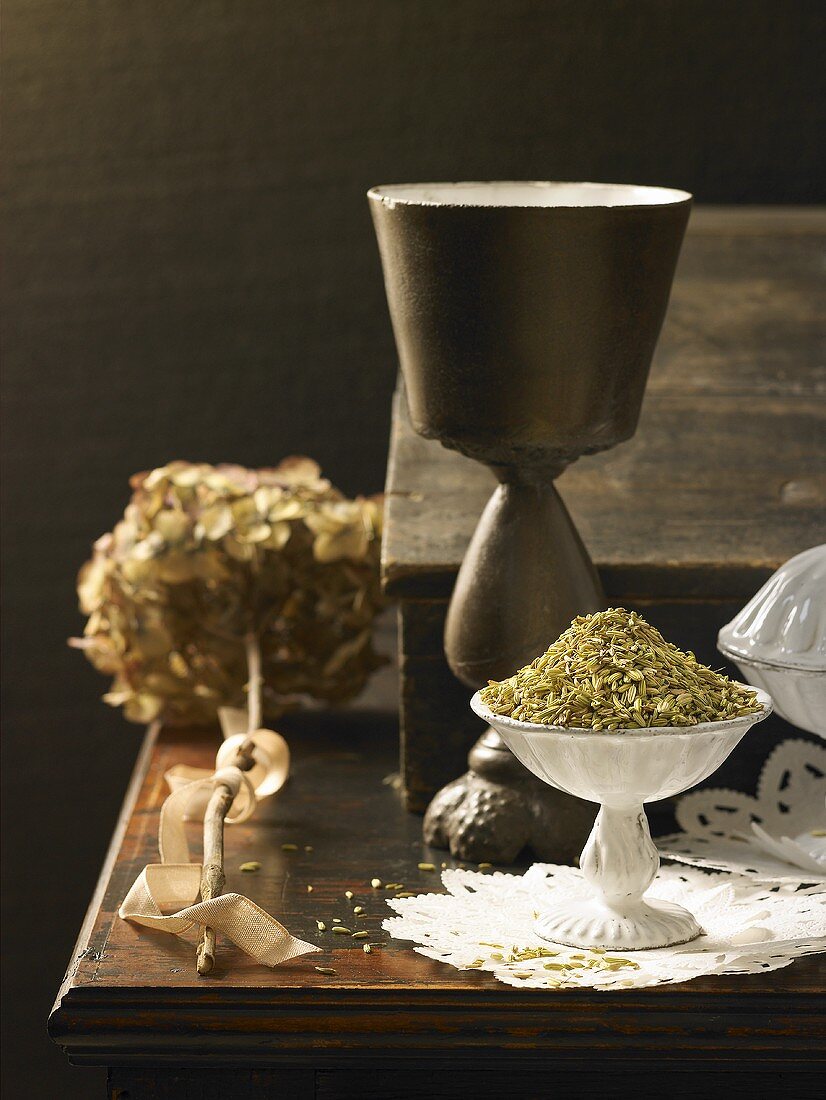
xmin=479 ymin=607 xmax=761 ymax=730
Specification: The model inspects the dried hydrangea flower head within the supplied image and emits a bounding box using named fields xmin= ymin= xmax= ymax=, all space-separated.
xmin=72 ymin=458 xmax=384 ymax=725
xmin=480 ymin=608 xmax=761 ymax=730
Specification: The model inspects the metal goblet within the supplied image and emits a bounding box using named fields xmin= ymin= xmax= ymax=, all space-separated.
xmin=369 ymin=182 xmax=692 ymax=861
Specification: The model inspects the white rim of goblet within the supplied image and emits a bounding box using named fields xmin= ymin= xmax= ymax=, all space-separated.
xmin=367 ymin=181 xmax=693 ymax=210
xmin=470 ymin=685 xmax=773 ymax=739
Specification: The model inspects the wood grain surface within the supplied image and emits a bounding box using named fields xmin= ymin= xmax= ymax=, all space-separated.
xmin=51 ymin=713 xmax=825 ymax=1076
xmin=383 ymin=207 xmax=826 ymax=600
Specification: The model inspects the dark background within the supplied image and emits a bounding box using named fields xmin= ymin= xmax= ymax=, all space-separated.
xmin=2 ymin=2 xmax=824 ymax=1096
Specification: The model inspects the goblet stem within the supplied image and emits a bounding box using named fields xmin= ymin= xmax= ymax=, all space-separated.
xmin=580 ymin=803 xmax=659 ymax=912
xmin=444 ymin=476 xmax=603 ymax=688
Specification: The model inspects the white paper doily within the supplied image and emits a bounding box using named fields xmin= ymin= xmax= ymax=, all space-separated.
xmin=383 ymin=863 xmax=826 ymax=990
xmin=658 ymin=739 xmax=826 ymax=884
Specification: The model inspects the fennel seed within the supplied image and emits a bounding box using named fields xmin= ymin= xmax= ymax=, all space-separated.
xmin=480 ymin=607 xmax=761 ymax=729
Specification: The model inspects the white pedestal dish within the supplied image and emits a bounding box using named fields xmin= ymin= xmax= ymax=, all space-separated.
xmin=471 ymin=688 xmax=773 ymax=949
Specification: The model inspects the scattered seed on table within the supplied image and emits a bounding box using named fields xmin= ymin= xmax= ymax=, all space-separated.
xmin=305 ymin=845 xmax=314 ymax=852
xmin=395 ymin=892 xmax=417 ymax=898
xmin=316 ymin=921 xmax=326 ymax=931
xmin=385 ymin=883 xmax=404 ymax=890
xmin=239 ymin=861 xmax=261 ymax=873
xmin=332 ymin=926 xmax=352 ymax=935
xmin=353 ymin=905 xmax=364 ymax=914
xmin=315 ymin=967 xmax=337 ymax=976
xmin=418 ymin=863 xmax=436 ymax=872
xmin=366 ymin=942 xmax=384 ymax=948
xmin=351 ymin=931 xmax=369 ymax=939
xmin=306 ymin=885 xmax=313 ymax=892
xmin=281 ymin=843 xmax=298 ymax=852
xmin=345 ymin=890 xmax=354 ymax=899
xmin=478 ymin=862 xmax=492 ymax=870
xmin=363 ymin=944 xmax=373 ymax=954
xmin=371 ymin=878 xmax=382 ymax=888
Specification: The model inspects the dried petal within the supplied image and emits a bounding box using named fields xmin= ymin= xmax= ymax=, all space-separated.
xmin=197 ymin=504 xmax=234 ymax=540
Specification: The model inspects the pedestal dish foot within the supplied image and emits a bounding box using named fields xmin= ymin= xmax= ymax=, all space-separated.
xmin=535 ymin=897 xmax=702 ymax=950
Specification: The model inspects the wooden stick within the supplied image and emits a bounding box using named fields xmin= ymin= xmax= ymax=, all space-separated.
xmin=245 ymin=631 xmax=263 ymax=733
xmin=196 ymin=737 xmax=256 ymax=976
xmin=196 ymin=632 xmax=263 ymax=976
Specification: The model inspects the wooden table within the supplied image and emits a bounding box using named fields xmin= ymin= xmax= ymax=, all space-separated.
xmin=384 ymin=207 xmax=826 ymax=809
xmin=50 ymin=708 xmax=825 ymax=1098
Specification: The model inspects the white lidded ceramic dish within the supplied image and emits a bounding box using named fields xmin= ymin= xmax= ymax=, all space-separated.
xmin=718 ymin=545 xmax=826 ymax=737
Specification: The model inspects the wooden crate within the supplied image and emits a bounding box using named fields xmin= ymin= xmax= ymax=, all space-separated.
xmin=382 ymin=207 xmax=826 ymax=812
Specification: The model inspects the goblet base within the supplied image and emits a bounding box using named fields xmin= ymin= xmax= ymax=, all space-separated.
xmin=535 ymin=897 xmax=702 ymax=951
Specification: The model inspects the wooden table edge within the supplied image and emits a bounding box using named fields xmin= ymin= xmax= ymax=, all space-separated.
xmin=49 ymin=723 xmax=161 ymax=1024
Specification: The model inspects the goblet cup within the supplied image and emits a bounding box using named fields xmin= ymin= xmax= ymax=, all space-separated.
xmin=471 ymin=687 xmax=773 ymax=949
xmin=369 ymin=181 xmax=692 ymax=686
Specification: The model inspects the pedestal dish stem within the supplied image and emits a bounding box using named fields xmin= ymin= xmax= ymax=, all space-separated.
xmin=580 ymin=803 xmax=659 ymax=911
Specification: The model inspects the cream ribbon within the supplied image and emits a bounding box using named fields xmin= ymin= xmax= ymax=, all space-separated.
xmin=119 ymin=721 xmax=319 ymax=967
